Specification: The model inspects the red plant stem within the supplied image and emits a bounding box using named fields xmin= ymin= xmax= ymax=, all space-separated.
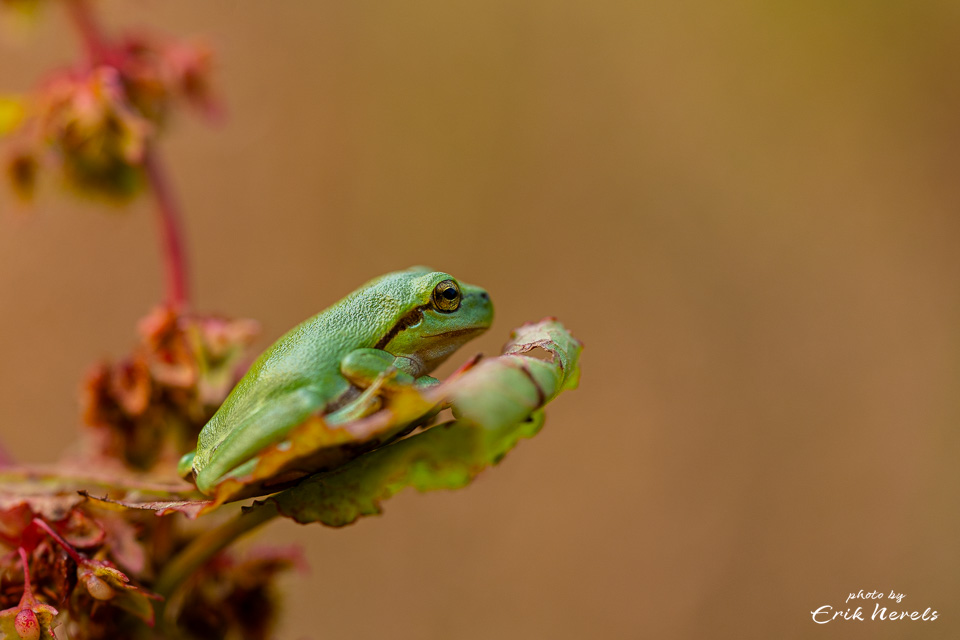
xmin=143 ymin=148 xmax=191 ymax=308
xmin=32 ymin=518 xmax=83 ymax=564
xmin=62 ymin=0 xmax=192 ymax=308
xmin=17 ymin=547 xmax=33 ymax=593
xmin=63 ymin=0 xmax=108 ymax=65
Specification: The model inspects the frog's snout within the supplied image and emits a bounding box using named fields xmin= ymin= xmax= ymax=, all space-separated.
xmin=460 ymin=286 xmax=494 ymax=329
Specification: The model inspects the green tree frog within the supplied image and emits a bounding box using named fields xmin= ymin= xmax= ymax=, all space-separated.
xmin=179 ymin=267 xmax=494 ymax=495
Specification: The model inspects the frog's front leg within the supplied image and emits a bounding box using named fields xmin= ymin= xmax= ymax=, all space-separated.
xmin=326 ymin=348 xmax=438 ymax=425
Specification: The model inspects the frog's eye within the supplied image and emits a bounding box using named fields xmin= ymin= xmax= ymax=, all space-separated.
xmin=432 ymin=279 xmax=461 ymax=312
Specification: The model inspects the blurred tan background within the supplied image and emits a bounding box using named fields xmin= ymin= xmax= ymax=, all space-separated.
xmin=3 ymin=1 xmax=960 ymax=638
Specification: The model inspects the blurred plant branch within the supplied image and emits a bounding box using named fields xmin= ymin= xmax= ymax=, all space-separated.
xmin=64 ymin=0 xmax=190 ymax=307
xmin=153 ymin=502 xmax=279 ymax=599
xmin=3 ymin=0 xmax=217 ymax=305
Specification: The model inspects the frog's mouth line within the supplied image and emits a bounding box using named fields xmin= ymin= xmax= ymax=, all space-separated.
xmin=421 ymin=327 xmax=487 ymax=339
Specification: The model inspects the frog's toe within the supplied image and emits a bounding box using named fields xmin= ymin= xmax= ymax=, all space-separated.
xmin=224 ymin=456 xmax=260 ymax=481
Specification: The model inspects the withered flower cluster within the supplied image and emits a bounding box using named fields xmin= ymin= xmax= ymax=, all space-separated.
xmin=82 ymin=307 xmax=259 ymax=472
xmin=3 ymin=28 xmax=216 ymax=201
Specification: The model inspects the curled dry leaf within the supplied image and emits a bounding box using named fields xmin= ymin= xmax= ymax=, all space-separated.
xmin=80 ymin=491 xmax=210 ymax=520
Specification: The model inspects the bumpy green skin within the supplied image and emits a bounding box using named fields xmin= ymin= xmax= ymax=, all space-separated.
xmin=182 ymin=267 xmax=493 ymax=495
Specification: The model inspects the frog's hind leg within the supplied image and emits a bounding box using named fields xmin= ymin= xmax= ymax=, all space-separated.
xmin=194 ymin=387 xmax=322 ymax=494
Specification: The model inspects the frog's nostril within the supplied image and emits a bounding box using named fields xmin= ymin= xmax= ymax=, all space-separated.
xmin=478 ymin=292 xmax=489 ymax=300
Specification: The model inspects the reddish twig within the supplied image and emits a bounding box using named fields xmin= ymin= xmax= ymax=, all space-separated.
xmin=143 ymin=148 xmax=191 ymax=308
xmin=63 ymin=0 xmax=108 ymax=65
xmin=32 ymin=518 xmax=83 ymax=564
xmin=17 ymin=548 xmax=33 ymax=592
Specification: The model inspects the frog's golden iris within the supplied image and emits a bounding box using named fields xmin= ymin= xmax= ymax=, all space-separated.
xmin=432 ymin=279 xmax=461 ymax=312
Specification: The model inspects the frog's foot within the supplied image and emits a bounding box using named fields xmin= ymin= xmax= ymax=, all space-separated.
xmin=325 ymin=370 xmax=391 ymax=426
xmin=341 ymin=349 xmax=417 ymax=386
xmin=330 ymin=348 xmax=437 ymax=425
xmin=177 ymin=451 xmax=197 ymax=480
xmin=414 ymin=374 xmax=440 ymax=389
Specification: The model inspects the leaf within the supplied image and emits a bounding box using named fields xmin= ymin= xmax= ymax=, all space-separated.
xmin=80 ymin=491 xmax=211 ymax=520
xmin=263 ymin=412 xmax=546 ymax=527
xmin=0 ymin=493 xmax=85 ymax=523
xmin=54 ymin=509 xmax=105 ymax=549
xmin=262 ymin=318 xmax=581 ymax=526
xmin=0 ymin=465 xmax=197 ymax=497
xmin=0 ymin=491 xmax=88 ymax=549
xmin=0 ymin=472 xmax=207 ymax=526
